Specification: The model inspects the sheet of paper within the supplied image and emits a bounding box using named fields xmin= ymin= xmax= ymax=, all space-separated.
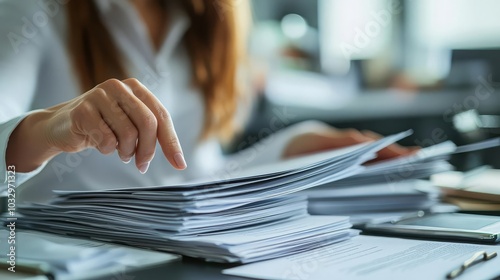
xmin=304 ymin=180 xmax=436 ymax=198
xmin=171 ymin=216 xmax=349 ymax=245
xmin=454 ymin=137 xmax=500 ymax=154
xmin=224 ymin=235 xmax=500 ymax=280
xmin=19 ymin=196 xmax=308 ymax=235
xmin=166 ymin=215 xmax=353 ymax=263
xmin=332 ymin=160 xmax=453 ymax=187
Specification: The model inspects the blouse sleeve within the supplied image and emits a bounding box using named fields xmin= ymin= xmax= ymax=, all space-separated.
xmin=0 ymin=1 xmax=48 ymax=187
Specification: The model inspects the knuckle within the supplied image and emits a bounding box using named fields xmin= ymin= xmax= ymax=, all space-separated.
xmin=123 ymin=78 xmax=142 ymax=86
xmin=101 ymin=134 xmax=116 ymax=147
xmin=142 ymin=113 xmax=158 ymax=130
xmin=103 ymin=78 xmax=122 ymax=87
xmin=98 ymin=136 xmax=116 ymax=154
xmin=156 ymin=106 xmax=171 ymax=122
xmin=165 ymin=136 xmax=179 ymax=148
xmin=121 ymin=126 xmax=139 ymax=140
xmin=102 ymin=130 xmax=116 ymax=143
xmin=96 ymin=125 xmax=115 ymax=142
xmin=93 ymin=87 xmax=107 ymax=95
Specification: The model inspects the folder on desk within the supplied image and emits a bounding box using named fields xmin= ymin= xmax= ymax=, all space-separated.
xmin=432 ymin=168 xmax=500 ymax=212
xmin=434 ymin=169 xmax=500 ymax=201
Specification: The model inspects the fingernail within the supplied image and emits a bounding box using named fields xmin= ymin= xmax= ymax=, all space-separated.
xmin=121 ymin=157 xmax=131 ymax=164
xmin=174 ymin=153 xmax=187 ymax=169
xmin=138 ymin=162 xmax=150 ymax=174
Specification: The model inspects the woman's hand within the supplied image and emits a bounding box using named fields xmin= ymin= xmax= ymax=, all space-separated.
xmin=7 ymin=78 xmax=186 ymax=174
xmin=282 ymin=128 xmax=418 ymax=162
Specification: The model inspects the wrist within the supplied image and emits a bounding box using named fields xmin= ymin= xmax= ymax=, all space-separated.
xmin=6 ymin=110 xmax=62 ymax=172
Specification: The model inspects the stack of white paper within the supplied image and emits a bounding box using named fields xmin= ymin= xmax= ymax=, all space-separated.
xmin=303 ymin=142 xmax=457 ymax=224
xmin=165 ymin=215 xmax=353 ymax=263
xmin=19 ymin=195 xmax=308 ymax=235
xmin=305 ymin=180 xmax=443 ymax=224
xmin=303 ymin=139 xmax=500 ymax=224
xmin=15 ymin=131 xmax=412 ymax=263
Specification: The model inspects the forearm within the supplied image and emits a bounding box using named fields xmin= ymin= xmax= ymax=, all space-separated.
xmin=6 ymin=110 xmax=61 ymax=173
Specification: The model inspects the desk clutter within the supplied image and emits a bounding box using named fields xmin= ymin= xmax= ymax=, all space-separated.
xmin=10 ymin=132 xmax=500 ymax=267
xmin=432 ymin=168 xmax=500 ymax=212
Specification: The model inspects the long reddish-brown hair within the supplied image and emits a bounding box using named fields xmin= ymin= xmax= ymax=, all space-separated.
xmin=65 ymin=0 xmax=249 ymax=140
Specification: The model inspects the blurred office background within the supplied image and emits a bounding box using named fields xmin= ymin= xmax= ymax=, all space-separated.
xmin=235 ymin=0 xmax=500 ymax=170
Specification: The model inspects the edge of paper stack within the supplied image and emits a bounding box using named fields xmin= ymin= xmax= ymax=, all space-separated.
xmin=12 ymin=130 xmax=474 ymax=263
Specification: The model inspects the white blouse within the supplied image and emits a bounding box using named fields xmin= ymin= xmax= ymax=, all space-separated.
xmin=0 ymin=0 xmax=324 ymax=203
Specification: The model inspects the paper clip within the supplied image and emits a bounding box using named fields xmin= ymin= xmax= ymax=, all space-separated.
xmin=446 ymin=251 xmax=497 ymax=279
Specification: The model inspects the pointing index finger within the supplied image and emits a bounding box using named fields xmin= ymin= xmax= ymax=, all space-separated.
xmin=122 ymin=79 xmax=187 ymax=170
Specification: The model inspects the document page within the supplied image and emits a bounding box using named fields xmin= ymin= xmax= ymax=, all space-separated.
xmin=224 ymin=235 xmax=500 ymax=280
